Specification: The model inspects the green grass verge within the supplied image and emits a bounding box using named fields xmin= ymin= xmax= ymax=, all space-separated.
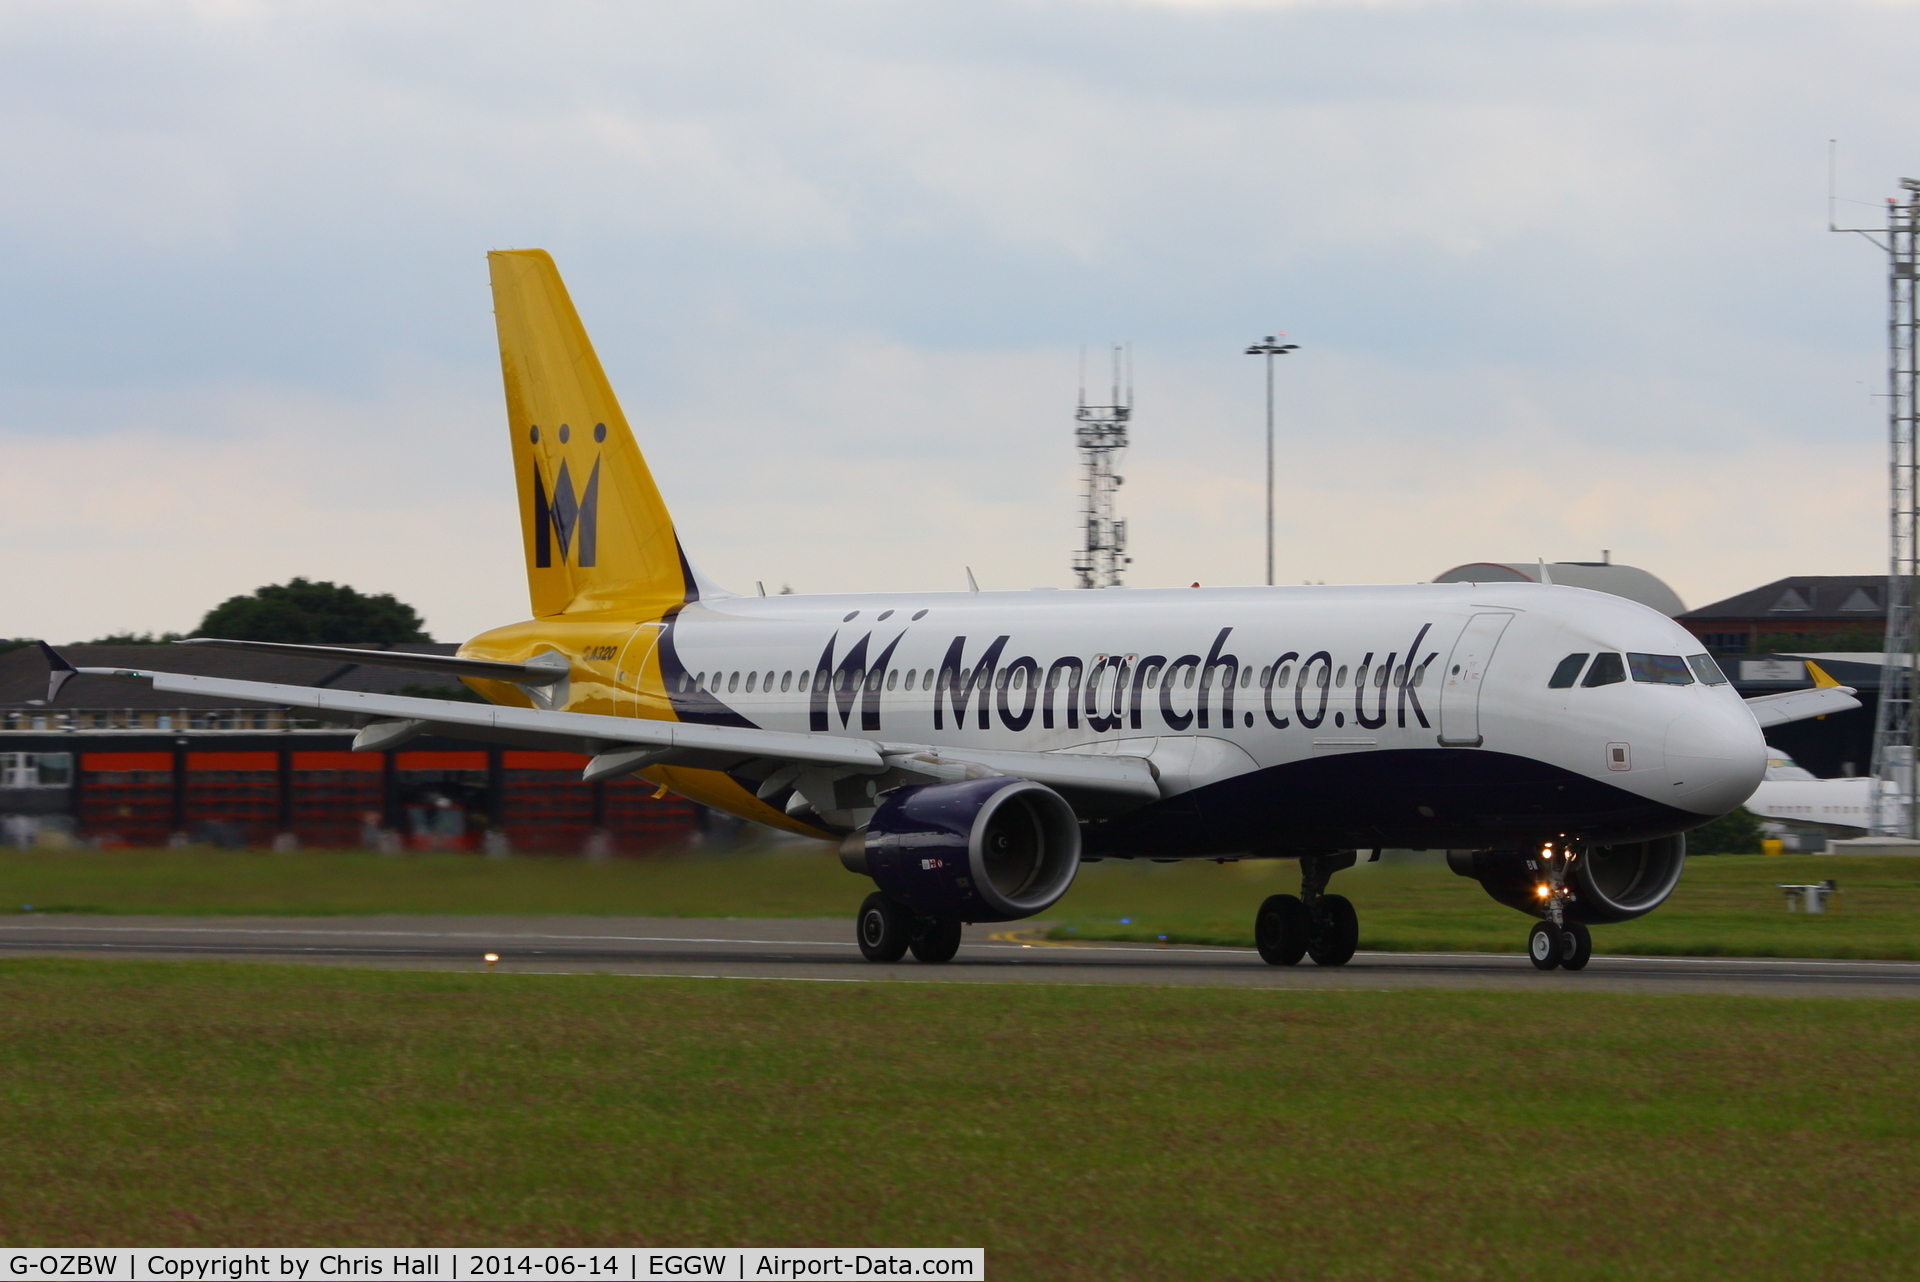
xmin=4 ymin=847 xmax=1918 ymax=959
xmin=0 ymin=844 xmax=858 ymax=918
xmin=1047 ymin=854 xmax=1920 ymax=960
xmin=0 ymin=959 xmax=1915 ymax=1279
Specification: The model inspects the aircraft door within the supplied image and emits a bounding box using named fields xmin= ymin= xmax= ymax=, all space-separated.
xmin=615 ymin=622 xmax=668 ymax=719
xmin=1437 ymin=612 xmax=1514 ymax=747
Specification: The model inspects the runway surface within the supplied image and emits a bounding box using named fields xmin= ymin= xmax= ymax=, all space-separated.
xmin=1 ymin=914 xmax=1917 ymax=996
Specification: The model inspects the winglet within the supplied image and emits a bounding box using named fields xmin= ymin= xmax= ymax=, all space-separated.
xmin=35 ymin=641 xmax=76 ymax=703
xmin=1807 ymin=659 xmax=1843 ymax=689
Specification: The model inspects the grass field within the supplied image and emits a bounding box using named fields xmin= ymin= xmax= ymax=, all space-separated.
xmin=1048 ymin=853 xmax=1920 ymax=959
xmin=0 ymin=958 xmax=1913 ymax=1278
xmin=4 ymin=845 xmax=1918 ymax=959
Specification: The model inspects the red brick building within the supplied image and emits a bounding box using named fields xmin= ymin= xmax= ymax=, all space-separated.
xmin=0 ymin=643 xmax=704 ymax=852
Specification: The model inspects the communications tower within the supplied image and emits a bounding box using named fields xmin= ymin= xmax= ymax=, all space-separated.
xmin=1836 ymin=175 xmax=1920 ymax=836
xmin=1072 ymin=346 xmax=1131 ymax=589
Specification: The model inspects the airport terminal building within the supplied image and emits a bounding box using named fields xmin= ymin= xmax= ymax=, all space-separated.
xmin=0 ymin=643 xmax=704 ymax=852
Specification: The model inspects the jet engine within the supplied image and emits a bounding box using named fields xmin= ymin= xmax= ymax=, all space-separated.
xmin=841 ymin=777 xmax=1082 ymax=923
xmin=1447 ymin=835 xmax=1686 ymax=924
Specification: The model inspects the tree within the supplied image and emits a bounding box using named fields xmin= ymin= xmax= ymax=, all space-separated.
xmin=1687 ymin=807 xmax=1763 ymax=855
xmin=195 ymin=578 xmax=430 ymax=644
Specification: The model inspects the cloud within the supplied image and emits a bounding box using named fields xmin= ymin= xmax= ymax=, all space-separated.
xmin=1 ymin=0 xmax=1915 ymax=640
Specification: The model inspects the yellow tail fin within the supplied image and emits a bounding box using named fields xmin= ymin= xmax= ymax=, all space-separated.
xmin=490 ymin=249 xmax=696 ymax=618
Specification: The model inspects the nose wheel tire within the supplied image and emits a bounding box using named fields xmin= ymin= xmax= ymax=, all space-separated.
xmin=1528 ymin=920 xmax=1561 ymax=970
xmin=909 ymin=914 xmax=963 ymax=964
xmin=1255 ymin=894 xmax=1310 ymax=966
xmin=1306 ymin=894 xmax=1358 ymax=967
xmin=857 ymin=893 xmax=913 ymax=962
xmin=1559 ymin=920 xmax=1593 ymax=971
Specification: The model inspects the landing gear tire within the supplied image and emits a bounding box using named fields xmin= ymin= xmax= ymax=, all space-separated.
xmin=857 ymin=893 xmax=913 ymax=962
xmin=1559 ymin=920 xmax=1592 ymax=972
xmin=1528 ymin=920 xmax=1561 ymax=970
xmin=1306 ymin=894 xmax=1358 ymax=967
xmin=909 ymin=915 xmax=963 ymax=964
xmin=1255 ymin=894 xmax=1310 ymax=966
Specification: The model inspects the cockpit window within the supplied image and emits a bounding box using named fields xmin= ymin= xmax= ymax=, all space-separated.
xmin=1548 ymin=653 xmax=1590 ymax=688
xmin=1582 ymin=652 xmax=1626 ymax=687
xmin=1628 ymin=653 xmax=1694 ymax=685
xmin=1687 ymin=654 xmax=1730 ymax=686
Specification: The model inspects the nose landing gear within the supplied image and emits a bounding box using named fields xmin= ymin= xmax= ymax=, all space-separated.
xmin=1525 ymin=842 xmax=1593 ymax=972
xmin=1256 ymin=851 xmax=1359 ymax=967
xmin=1528 ymin=919 xmax=1593 ymax=971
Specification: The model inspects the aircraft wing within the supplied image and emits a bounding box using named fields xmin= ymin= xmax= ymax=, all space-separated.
xmin=68 ymin=664 xmax=1162 ymax=804
xmin=1745 ymin=685 xmax=1861 ymax=729
xmin=1743 ymin=659 xmax=1862 ymax=729
xmin=173 ymin=637 xmax=567 ymax=685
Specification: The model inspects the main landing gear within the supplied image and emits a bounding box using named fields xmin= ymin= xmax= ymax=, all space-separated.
xmin=856 ymin=893 xmax=963 ymax=964
xmin=1256 ymin=851 xmax=1359 ymax=967
xmin=1526 ymin=842 xmax=1593 ymax=972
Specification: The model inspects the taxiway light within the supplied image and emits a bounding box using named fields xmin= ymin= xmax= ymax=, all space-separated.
xmin=484 ymin=952 xmax=500 ymax=968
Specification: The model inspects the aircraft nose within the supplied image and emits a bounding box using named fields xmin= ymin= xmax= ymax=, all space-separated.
xmin=1665 ymin=702 xmax=1767 ymax=816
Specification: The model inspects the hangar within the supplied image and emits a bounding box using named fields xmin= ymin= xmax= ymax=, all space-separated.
xmin=0 ymin=642 xmax=702 ymax=852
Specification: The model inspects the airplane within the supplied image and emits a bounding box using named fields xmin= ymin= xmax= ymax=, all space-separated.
xmin=1743 ymin=737 xmax=1905 ymax=847
xmin=38 ymin=249 xmax=1863 ymax=973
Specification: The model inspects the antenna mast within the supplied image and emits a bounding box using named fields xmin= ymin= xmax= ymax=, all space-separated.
xmin=1072 ymin=345 xmax=1131 ymax=589
xmin=1835 ymin=171 xmax=1920 ymax=837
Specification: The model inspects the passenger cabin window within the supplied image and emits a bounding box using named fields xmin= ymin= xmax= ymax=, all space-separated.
xmin=1628 ymin=653 xmax=1694 ymax=685
xmin=1549 ymin=653 xmax=1590 ymax=688
xmin=1687 ymin=654 xmax=1730 ymax=686
xmin=782 ymin=672 xmax=793 ymax=691
xmin=1582 ymin=653 xmax=1626 ymax=687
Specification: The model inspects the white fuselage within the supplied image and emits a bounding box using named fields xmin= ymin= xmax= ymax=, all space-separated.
xmin=652 ymin=579 xmax=1766 ymax=854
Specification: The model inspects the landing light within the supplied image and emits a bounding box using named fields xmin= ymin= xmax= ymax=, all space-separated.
xmin=1534 ymin=885 xmax=1551 ymax=899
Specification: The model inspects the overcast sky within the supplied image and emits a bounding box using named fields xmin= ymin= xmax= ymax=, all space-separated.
xmin=5 ymin=0 xmax=1916 ymax=642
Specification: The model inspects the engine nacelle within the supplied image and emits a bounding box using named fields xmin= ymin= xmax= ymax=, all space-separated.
xmin=841 ymin=777 xmax=1082 ymax=923
xmin=1447 ymin=835 xmax=1686 ymax=924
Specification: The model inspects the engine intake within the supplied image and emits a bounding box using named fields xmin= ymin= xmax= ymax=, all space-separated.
xmin=1447 ymin=834 xmax=1686 ymax=924
xmin=843 ymin=777 xmax=1082 ymax=923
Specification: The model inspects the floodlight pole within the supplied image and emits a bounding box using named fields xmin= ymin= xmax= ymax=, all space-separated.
xmin=1245 ymin=336 xmax=1299 ymax=586
xmin=1834 ymin=175 xmax=1920 ymax=837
